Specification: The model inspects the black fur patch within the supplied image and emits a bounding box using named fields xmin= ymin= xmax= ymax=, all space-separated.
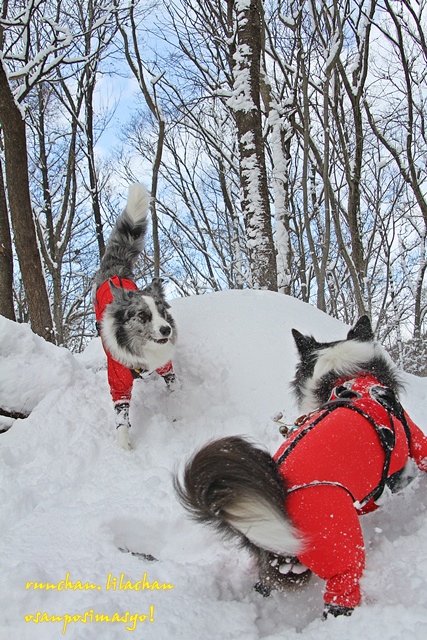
xmin=118 ymin=218 xmax=145 ymax=240
xmin=291 ymin=335 xmax=339 ymax=406
xmin=116 ymin=325 xmax=129 ymax=348
xmin=346 ymin=315 xmax=374 ymax=342
xmin=141 ymin=279 xmax=175 ymax=328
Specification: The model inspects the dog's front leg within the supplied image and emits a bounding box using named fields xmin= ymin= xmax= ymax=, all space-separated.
xmin=114 ymin=402 xmax=133 ymax=450
xmin=156 ymin=360 xmax=176 ymax=391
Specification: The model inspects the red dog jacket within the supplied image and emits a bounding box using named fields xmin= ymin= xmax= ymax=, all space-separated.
xmin=273 ymin=375 xmax=427 ymax=609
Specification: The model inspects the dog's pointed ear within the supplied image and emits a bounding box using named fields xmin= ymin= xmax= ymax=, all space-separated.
xmin=109 ymin=279 xmax=134 ymax=302
xmin=347 ymin=315 xmax=374 ymax=342
xmin=142 ymin=278 xmax=165 ymax=298
xmin=292 ymin=328 xmax=317 ymax=355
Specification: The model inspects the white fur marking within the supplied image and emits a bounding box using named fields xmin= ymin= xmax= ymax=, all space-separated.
xmin=226 ymin=498 xmax=303 ymax=555
xmin=299 ymin=340 xmax=395 ymax=413
xmin=143 ymin=296 xmax=171 ymax=338
xmin=125 ymin=183 xmax=150 ymax=224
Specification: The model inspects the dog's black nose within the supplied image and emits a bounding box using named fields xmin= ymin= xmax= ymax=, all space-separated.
xmin=160 ymin=325 xmax=171 ymax=337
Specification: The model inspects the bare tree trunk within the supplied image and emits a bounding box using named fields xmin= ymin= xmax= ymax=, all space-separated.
xmin=0 ymin=61 xmax=54 ymax=341
xmin=260 ymin=80 xmax=294 ymax=294
xmin=0 ymin=155 xmax=15 ymax=320
xmin=414 ymin=262 xmax=427 ymax=343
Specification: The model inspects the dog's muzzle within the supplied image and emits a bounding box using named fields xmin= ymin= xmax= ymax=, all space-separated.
xmin=154 ymin=325 xmax=172 ymax=344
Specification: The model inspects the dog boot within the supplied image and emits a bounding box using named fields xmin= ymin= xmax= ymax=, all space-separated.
xmin=322 ymin=603 xmax=354 ymax=619
xmin=114 ymin=402 xmax=132 ymax=451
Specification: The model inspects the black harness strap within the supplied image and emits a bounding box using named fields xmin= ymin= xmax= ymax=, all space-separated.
xmin=369 ymin=385 xmax=412 ymax=449
xmin=276 ymin=384 xmax=411 ymax=509
xmin=276 ymin=403 xmax=341 ymax=467
xmin=276 ymin=400 xmax=385 ymax=467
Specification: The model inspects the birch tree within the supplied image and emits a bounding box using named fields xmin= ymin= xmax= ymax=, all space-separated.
xmin=226 ymin=0 xmax=277 ymax=290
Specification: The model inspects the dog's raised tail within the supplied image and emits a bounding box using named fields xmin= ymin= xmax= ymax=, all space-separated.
xmin=125 ymin=183 xmax=150 ymax=225
xmin=174 ymin=436 xmax=302 ymax=556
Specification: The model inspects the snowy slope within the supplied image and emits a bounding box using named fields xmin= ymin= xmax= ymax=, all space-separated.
xmin=1 ymin=290 xmax=427 ymax=640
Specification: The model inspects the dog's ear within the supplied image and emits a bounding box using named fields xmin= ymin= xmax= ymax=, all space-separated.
xmin=347 ymin=315 xmax=374 ymax=342
xmin=108 ymin=279 xmax=134 ymax=303
xmin=292 ymin=328 xmax=317 ymax=355
xmin=142 ymin=278 xmax=165 ymax=299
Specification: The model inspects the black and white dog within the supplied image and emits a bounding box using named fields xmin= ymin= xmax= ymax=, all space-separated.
xmin=93 ymin=184 xmax=177 ymax=450
xmin=175 ymin=317 xmax=427 ymax=617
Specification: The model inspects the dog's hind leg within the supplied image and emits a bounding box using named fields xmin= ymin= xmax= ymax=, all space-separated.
xmin=286 ymin=485 xmax=365 ymax=617
xmin=254 ymin=548 xmax=311 ymax=596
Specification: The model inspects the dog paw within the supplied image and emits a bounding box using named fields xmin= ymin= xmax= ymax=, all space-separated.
xmin=257 ymin=553 xmax=311 ymax=592
xmin=254 ymin=581 xmax=272 ymax=597
xmin=322 ymin=603 xmax=354 ymax=619
xmin=274 ymin=556 xmax=308 ymax=576
xmin=116 ymin=424 xmax=133 ymax=451
xmin=163 ymin=372 xmax=177 ymax=392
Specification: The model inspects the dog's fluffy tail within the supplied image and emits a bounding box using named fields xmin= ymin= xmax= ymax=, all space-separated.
xmin=118 ymin=182 xmax=150 ymax=246
xmin=96 ymin=184 xmax=150 ymax=284
xmin=174 ymin=436 xmax=303 ymax=556
xmin=125 ymin=183 xmax=150 ymax=226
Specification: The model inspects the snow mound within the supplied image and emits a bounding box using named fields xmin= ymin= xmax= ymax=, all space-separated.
xmin=1 ymin=290 xmax=426 ymax=640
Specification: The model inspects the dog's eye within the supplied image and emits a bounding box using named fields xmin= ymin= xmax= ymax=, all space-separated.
xmin=138 ymin=310 xmax=152 ymax=322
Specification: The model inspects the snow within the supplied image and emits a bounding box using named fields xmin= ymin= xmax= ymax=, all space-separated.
xmin=1 ymin=289 xmax=427 ymax=640
xmin=227 ymin=44 xmax=255 ymax=113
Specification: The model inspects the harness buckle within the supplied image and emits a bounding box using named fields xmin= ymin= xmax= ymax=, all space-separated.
xmin=272 ymin=412 xmax=301 ymax=438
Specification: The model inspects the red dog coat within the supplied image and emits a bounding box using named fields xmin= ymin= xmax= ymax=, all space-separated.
xmin=94 ymin=276 xmax=173 ymax=404
xmin=273 ymin=375 xmax=427 ymax=609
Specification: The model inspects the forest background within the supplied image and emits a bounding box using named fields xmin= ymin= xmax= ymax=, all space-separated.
xmin=0 ymin=0 xmax=426 ymax=374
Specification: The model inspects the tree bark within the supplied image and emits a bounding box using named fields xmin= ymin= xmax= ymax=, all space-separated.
xmin=227 ymin=0 xmax=277 ymax=291
xmin=0 ymin=60 xmax=54 ymax=341
xmin=0 ymin=155 xmax=15 ymax=320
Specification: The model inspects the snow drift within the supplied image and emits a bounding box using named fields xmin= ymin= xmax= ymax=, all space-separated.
xmin=1 ymin=290 xmax=426 ymax=640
